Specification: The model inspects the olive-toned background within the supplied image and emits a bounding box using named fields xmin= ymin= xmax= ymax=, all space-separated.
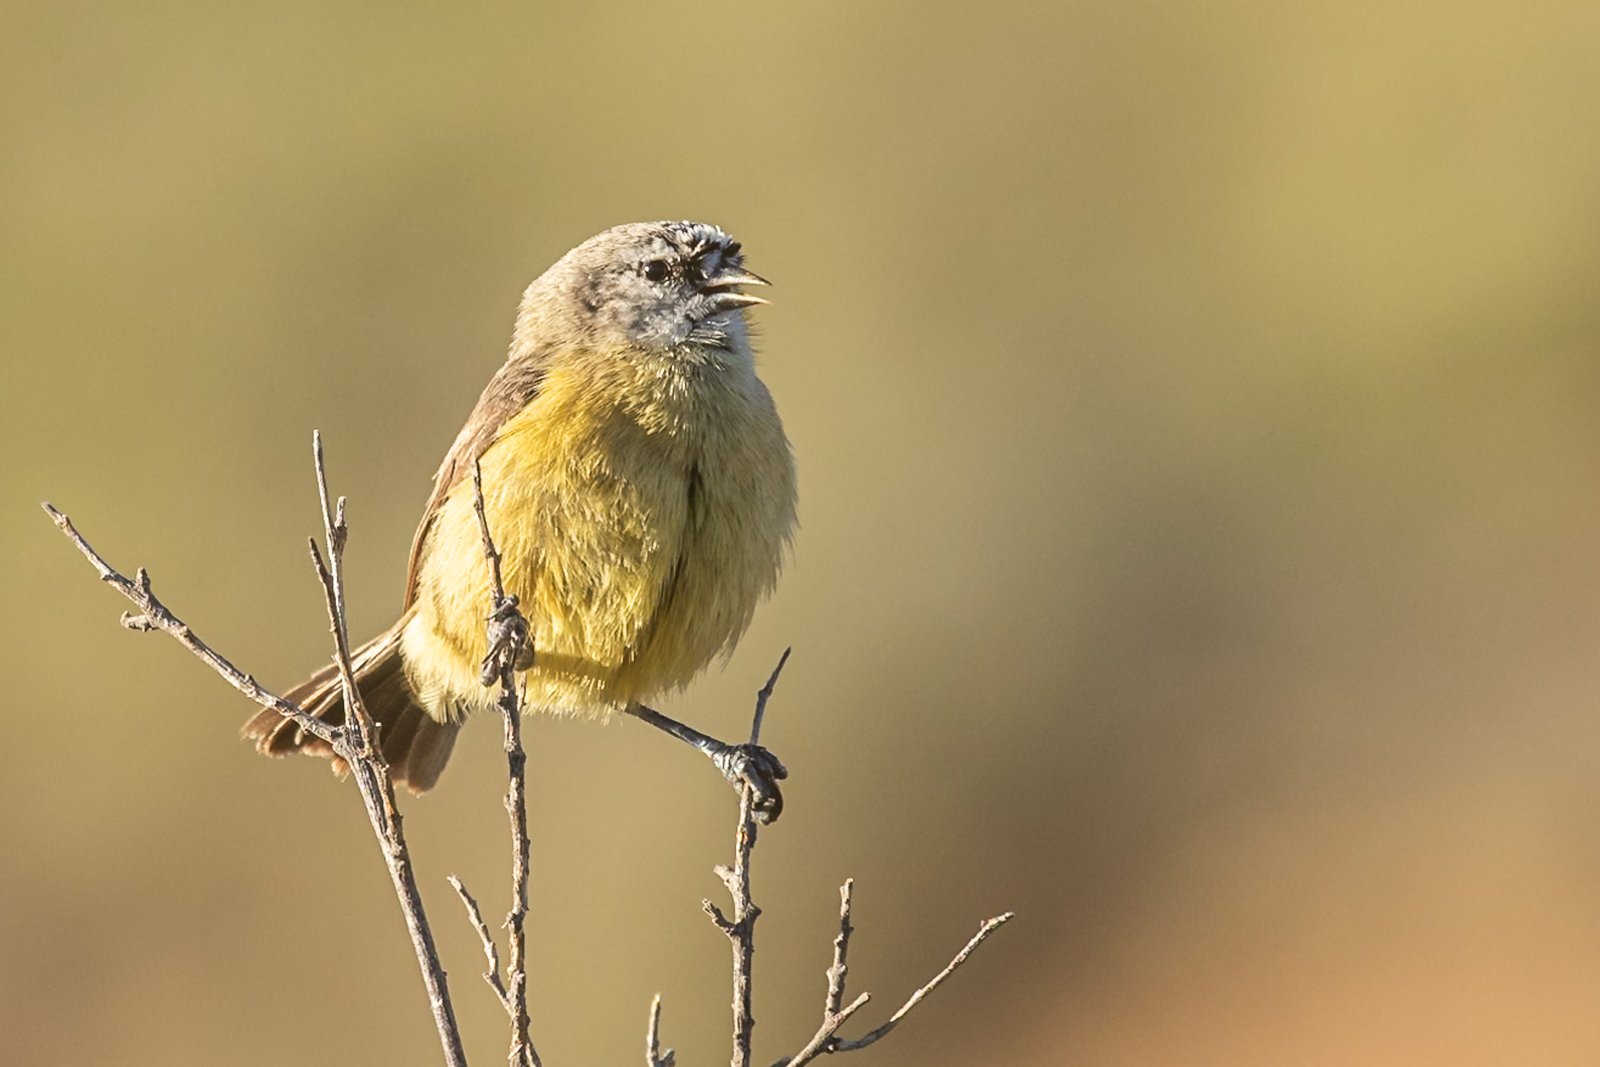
xmin=7 ymin=3 xmax=1600 ymax=1064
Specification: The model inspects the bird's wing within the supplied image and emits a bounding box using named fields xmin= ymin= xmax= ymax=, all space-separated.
xmin=402 ymin=351 xmax=551 ymax=609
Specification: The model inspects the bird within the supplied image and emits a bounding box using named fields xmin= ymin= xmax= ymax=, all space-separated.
xmin=244 ymin=221 xmax=797 ymax=820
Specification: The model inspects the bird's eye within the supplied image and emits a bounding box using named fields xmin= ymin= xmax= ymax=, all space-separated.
xmin=642 ymin=259 xmax=670 ymax=282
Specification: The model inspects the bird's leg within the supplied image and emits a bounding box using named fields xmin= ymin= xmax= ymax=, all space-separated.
xmin=624 ymin=703 xmax=788 ymax=823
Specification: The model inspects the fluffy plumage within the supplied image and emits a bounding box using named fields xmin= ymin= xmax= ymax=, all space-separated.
xmin=245 ymin=221 xmax=796 ymax=793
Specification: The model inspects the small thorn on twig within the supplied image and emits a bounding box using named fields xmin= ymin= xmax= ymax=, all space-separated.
xmin=702 ymin=899 xmax=735 ymax=933
xmin=119 ymin=611 xmax=156 ymax=631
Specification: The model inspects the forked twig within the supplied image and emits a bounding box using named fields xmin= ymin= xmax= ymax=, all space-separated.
xmin=776 ymin=902 xmax=1014 ymax=1066
xmin=41 ymin=433 xmax=469 ymax=1067
xmin=449 ymin=874 xmax=511 ymax=1011
xmin=702 ymin=649 xmax=792 ymax=1067
xmin=686 ymin=648 xmax=1013 ymax=1067
xmin=773 ymin=880 xmax=874 ymax=1066
xmin=40 ymin=505 xmax=336 ymax=747
xmin=305 ymin=436 xmax=464 ymax=1062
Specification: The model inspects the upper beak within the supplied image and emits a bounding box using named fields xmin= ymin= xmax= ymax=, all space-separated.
xmin=702 ymin=266 xmax=772 ymax=311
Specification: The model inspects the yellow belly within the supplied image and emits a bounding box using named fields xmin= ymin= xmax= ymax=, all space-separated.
xmin=400 ymin=348 xmax=794 ymax=723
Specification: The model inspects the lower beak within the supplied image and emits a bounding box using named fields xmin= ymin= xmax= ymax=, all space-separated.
xmin=707 ymin=291 xmax=770 ymax=311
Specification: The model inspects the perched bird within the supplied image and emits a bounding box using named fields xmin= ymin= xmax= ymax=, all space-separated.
xmin=245 ymin=221 xmax=797 ymax=819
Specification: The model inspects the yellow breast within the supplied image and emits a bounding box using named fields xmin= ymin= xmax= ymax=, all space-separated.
xmin=401 ymin=347 xmax=795 ymax=723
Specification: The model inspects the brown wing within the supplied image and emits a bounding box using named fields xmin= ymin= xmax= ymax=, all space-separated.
xmin=402 ymin=350 xmax=552 ymax=608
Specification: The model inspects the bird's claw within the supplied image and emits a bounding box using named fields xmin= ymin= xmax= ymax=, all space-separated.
xmin=711 ymin=743 xmax=788 ymax=824
xmin=480 ymin=594 xmax=534 ymax=686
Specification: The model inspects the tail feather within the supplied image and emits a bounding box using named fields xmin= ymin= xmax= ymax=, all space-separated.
xmin=243 ymin=621 xmax=460 ymax=795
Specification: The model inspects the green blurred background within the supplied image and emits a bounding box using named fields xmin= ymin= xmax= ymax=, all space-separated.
xmin=6 ymin=2 xmax=1600 ymax=1064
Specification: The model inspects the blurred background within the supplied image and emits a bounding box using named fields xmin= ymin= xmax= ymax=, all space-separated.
xmin=5 ymin=2 xmax=1600 ymax=1064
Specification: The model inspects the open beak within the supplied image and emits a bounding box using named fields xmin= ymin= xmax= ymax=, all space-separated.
xmin=702 ymin=266 xmax=771 ymax=311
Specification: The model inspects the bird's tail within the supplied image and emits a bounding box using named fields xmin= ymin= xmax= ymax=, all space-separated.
xmin=242 ymin=618 xmax=459 ymax=795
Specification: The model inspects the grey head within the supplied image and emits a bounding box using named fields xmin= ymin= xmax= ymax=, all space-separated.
xmin=515 ymin=220 xmax=769 ymax=354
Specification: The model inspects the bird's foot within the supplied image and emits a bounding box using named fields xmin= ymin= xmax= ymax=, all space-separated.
xmin=709 ymin=742 xmax=788 ymax=824
xmin=480 ymin=594 xmax=534 ymax=686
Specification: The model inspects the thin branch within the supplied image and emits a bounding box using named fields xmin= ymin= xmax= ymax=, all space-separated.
xmin=308 ymin=435 xmax=467 ymax=1067
xmin=471 ymin=461 xmax=540 ymax=1067
xmin=705 ymin=648 xmax=793 ymax=1067
xmin=471 ymin=458 xmax=508 ymax=600
xmin=770 ymin=878 xmax=1014 ymax=1066
xmin=42 ymin=435 xmax=471 ymax=1067
xmin=40 ymin=503 xmax=337 ymax=746
xmin=830 ymin=913 xmax=1015 ymax=1058
xmin=826 ymin=880 xmax=855 ymax=1017
xmin=309 ymin=430 xmax=376 ymax=759
xmin=773 ymin=992 xmax=871 ymax=1067
xmin=705 ymin=786 xmax=761 ymax=1067
xmin=748 ymin=646 xmax=791 ymax=746
xmin=768 ymin=880 xmax=869 ymax=1067
xmin=646 ymin=994 xmax=676 ymax=1067
xmin=449 ymin=874 xmax=511 ymax=1012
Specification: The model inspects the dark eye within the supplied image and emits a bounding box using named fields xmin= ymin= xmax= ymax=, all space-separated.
xmin=642 ymin=258 xmax=669 ymax=282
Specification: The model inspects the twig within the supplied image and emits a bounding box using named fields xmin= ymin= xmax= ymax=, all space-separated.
xmin=646 ymin=994 xmax=676 ymax=1067
xmin=833 ymin=911 xmax=1014 ymax=1051
xmin=741 ymin=655 xmax=1013 ymax=1067
xmin=826 ymin=880 xmax=855 ymax=1017
xmin=748 ymin=646 xmax=790 ymax=746
xmin=704 ymin=649 xmax=792 ymax=1067
xmin=769 ymin=881 xmax=870 ymax=1067
xmin=471 ymin=458 xmax=508 ymax=600
xmin=449 ymin=874 xmax=511 ymax=1011
xmin=41 ymin=434 xmax=471 ymax=1067
xmin=309 ymin=431 xmax=377 ymax=760
xmin=705 ymin=786 xmax=761 ymax=1067
xmin=39 ymin=504 xmax=337 ymax=747
xmin=306 ymin=434 xmax=468 ymax=1067
xmin=471 ymin=461 xmax=540 ymax=1067
xmin=774 ymin=991 xmax=871 ymax=1067
xmin=777 ymin=909 xmax=1016 ymax=1066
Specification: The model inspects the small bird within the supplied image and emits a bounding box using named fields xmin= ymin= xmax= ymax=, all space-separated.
xmin=245 ymin=221 xmax=797 ymax=819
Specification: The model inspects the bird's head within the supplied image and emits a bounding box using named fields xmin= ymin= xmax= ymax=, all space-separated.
xmin=521 ymin=221 xmax=770 ymax=354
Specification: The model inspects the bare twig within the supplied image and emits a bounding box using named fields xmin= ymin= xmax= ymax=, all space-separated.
xmin=712 ymin=652 xmax=1014 ymax=1067
xmin=309 ymin=430 xmax=376 ymax=760
xmin=646 ymin=994 xmax=676 ymax=1067
xmin=833 ymin=911 xmax=1014 ymax=1052
xmin=471 ymin=461 xmax=540 ymax=1067
xmin=748 ymin=646 xmax=790 ymax=746
xmin=449 ymin=874 xmax=511 ymax=1011
xmin=777 ymin=909 xmax=1016 ymax=1066
xmin=704 ymin=648 xmax=794 ymax=1067
xmin=769 ymin=880 xmax=871 ymax=1067
xmin=40 ymin=504 xmax=337 ymax=747
xmin=306 ymin=434 xmax=468 ymax=1067
xmin=826 ymin=880 xmax=855 ymax=1017
xmin=705 ymin=785 xmax=761 ymax=1067
xmin=774 ymin=991 xmax=871 ymax=1067
xmin=471 ymin=458 xmax=507 ymax=599
xmin=41 ymin=434 xmax=471 ymax=1067
xmin=707 ymin=783 xmax=761 ymax=1067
